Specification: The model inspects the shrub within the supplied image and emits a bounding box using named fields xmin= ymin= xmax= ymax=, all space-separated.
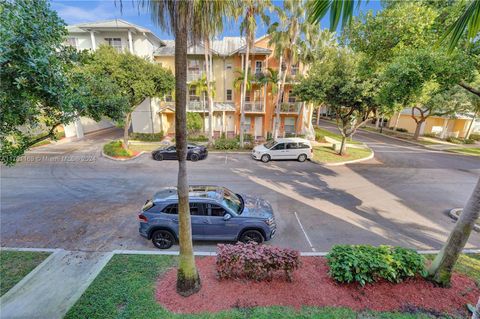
xmin=446 ymin=136 xmax=462 ymax=144
xmin=187 ymin=134 xmax=208 ymax=142
xmin=463 ymin=138 xmax=476 ymax=144
xmin=470 ymin=133 xmax=480 ymax=141
xmin=186 ymin=112 xmax=203 ymax=134
xmin=326 ymin=245 xmax=426 ymax=286
xmin=214 ymin=138 xmax=239 ymax=150
xmin=315 ymin=131 xmax=326 ymax=142
xmin=103 ymin=140 xmax=132 ymax=157
xmin=423 ymin=133 xmax=437 ymax=138
xmin=395 ymin=128 xmax=408 ymax=133
xmin=129 ymin=132 xmax=164 ymax=142
xmin=216 ymin=242 xmax=301 ymax=282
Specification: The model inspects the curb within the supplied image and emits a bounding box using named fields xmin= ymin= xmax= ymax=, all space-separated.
xmin=310 ymin=147 xmax=375 ymax=167
xmin=101 ymin=150 xmax=147 ymax=161
xmin=5 ymin=247 xmax=479 ymax=257
xmin=449 ymin=208 xmax=480 ymax=232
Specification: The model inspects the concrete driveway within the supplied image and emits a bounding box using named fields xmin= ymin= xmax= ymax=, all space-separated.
xmin=1 ymin=126 xmax=479 ymax=252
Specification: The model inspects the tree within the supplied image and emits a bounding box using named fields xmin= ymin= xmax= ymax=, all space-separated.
xmin=84 ymin=46 xmax=174 ymax=148
xmin=379 ymin=49 xmax=475 ymax=139
xmin=189 ymin=74 xmax=214 ymax=133
xmin=238 ymin=0 xmax=271 ymax=147
xmin=268 ymin=0 xmax=313 ymax=139
xmin=186 ymin=112 xmax=203 ymax=135
xmin=0 ymin=0 xmax=128 ymax=165
xmin=294 ymin=49 xmax=377 ymax=155
xmin=193 ymin=1 xmax=236 ymax=145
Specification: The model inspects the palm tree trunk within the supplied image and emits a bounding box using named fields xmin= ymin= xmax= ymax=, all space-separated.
xmin=204 ymin=38 xmax=214 ymax=145
xmin=428 ymin=177 xmax=480 ymax=287
xmin=174 ymin=8 xmax=200 ymax=297
xmin=123 ymin=112 xmax=131 ymax=150
xmin=273 ymin=55 xmax=283 ymax=139
xmin=240 ymin=41 xmax=251 ymax=148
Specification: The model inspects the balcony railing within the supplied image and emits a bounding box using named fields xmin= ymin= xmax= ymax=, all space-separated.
xmin=244 ymin=101 xmax=265 ymax=113
xmin=187 ymin=72 xmax=204 ymax=82
xmin=280 ymin=102 xmax=302 ymax=113
xmin=187 ymin=100 xmax=206 ymax=112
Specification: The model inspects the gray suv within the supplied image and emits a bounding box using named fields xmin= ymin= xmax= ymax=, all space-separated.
xmin=138 ymin=186 xmax=277 ymax=249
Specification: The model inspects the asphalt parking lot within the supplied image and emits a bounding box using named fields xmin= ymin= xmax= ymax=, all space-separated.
xmin=1 ymin=128 xmax=479 ymax=252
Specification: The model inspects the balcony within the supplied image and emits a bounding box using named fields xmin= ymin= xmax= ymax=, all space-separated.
xmin=244 ymin=101 xmax=265 ymax=113
xmin=187 ymin=72 xmax=204 ymax=82
xmin=280 ymin=102 xmax=302 ymax=113
xmin=187 ymin=100 xmax=206 ymax=112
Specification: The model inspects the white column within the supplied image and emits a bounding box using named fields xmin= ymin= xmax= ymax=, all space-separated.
xmin=74 ymin=118 xmax=84 ymax=139
xmin=440 ymin=118 xmax=449 ymax=139
xmin=128 ymin=30 xmax=134 ymax=53
xmin=90 ymin=31 xmax=96 ymax=51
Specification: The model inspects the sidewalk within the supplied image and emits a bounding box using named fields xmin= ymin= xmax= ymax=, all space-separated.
xmin=0 ymin=250 xmax=112 ymax=319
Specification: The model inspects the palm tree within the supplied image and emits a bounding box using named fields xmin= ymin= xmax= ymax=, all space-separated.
xmin=238 ymin=0 xmax=271 ymax=147
xmin=189 ymin=74 xmax=215 ymax=133
xmin=146 ymin=0 xmax=200 ymax=297
xmin=194 ymin=1 xmax=237 ymax=145
xmin=259 ymin=67 xmax=279 ymax=95
xmin=268 ymin=0 xmax=311 ymax=139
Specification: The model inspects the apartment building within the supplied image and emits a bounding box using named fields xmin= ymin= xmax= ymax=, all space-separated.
xmin=66 ymin=19 xmax=314 ymax=140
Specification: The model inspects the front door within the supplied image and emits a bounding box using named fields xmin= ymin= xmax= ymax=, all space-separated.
xmin=203 ymin=203 xmax=239 ymax=240
xmin=254 ymin=116 xmax=263 ymax=138
xmin=269 ymin=143 xmax=286 ymax=159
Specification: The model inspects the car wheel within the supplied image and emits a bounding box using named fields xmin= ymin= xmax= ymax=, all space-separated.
xmin=190 ymin=153 xmax=199 ymax=162
xmin=239 ymin=230 xmax=264 ymax=244
xmin=151 ymin=230 xmax=175 ymax=249
xmin=154 ymin=153 xmax=163 ymax=161
xmin=298 ymin=154 xmax=307 ymax=162
xmin=261 ymin=154 xmax=270 ymax=163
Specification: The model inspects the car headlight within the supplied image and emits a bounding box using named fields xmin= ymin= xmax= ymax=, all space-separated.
xmin=265 ymin=217 xmax=275 ymax=226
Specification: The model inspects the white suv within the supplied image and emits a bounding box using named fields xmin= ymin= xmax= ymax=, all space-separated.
xmin=251 ymin=138 xmax=313 ymax=163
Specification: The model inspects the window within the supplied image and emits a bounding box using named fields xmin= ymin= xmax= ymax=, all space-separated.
xmin=163 ymin=204 xmax=178 ymax=214
xmin=245 ymin=92 xmax=251 ymax=102
xmin=253 ymin=89 xmax=261 ymax=102
xmin=286 ymin=143 xmax=298 ymax=149
xmin=291 ymin=63 xmax=299 ymax=75
xmin=255 ymin=61 xmax=263 ymax=74
xmin=288 ymin=91 xmax=296 ymax=103
xmin=298 ymin=143 xmax=310 ymax=149
xmin=226 ymin=64 xmax=233 ymax=70
xmin=190 ymin=203 xmax=206 ymax=216
xmin=226 ymin=89 xmax=232 ymax=101
xmin=242 ymin=117 xmax=251 ymax=133
xmin=284 ymin=117 xmax=295 ymax=133
xmin=104 ymin=38 xmax=122 ymax=51
xmin=272 ymin=143 xmax=285 ymax=150
xmin=66 ymin=37 xmax=78 ymax=49
xmin=166 ymin=146 xmax=176 ymax=151
xmin=189 ymin=85 xmax=199 ymax=101
xmin=188 ymin=59 xmax=202 ymax=74
xmin=209 ymin=204 xmax=226 ymax=217
xmin=165 ymin=94 xmax=173 ymax=102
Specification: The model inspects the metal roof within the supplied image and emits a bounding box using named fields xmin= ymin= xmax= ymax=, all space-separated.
xmin=67 ymin=19 xmax=164 ymax=45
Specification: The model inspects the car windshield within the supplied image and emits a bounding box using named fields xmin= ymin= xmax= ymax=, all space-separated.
xmin=222 ymin=188 xmax=243 ymax=214
xmin=264 ymin=140 xmax=276 ymax=149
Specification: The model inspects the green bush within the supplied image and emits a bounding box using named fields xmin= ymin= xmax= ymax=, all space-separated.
xmin=103 ymin=141 xmax=132 ymax=157
xmin=129 ymin=132 xmax=164 ymax=142
xmin=423 ymin=133 xmax=437 ymax=138
xmin=214 ymin=138 xmax=239 ymax=150
xmin=187 ymin=134 xmax=208 ymax=142
xmin=470 ymin=133 xmax=480 ymax=141
xmin=315 ymin=131 xmax=326 ymax=142
xmin=395 ymin=128 xmax=408 ymax=133
xmin=186 ymin=113 xmax=203 ymax=134
xmin=446 ymin=136 xmax=462 ymax=144
xmin=326 ymin=245 xmax=426 ymax=286
xmin=464 ymin=138 xmax=476 ymax=144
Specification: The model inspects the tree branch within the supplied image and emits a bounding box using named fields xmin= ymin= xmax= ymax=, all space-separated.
xmin=24 ymin=122 xmax=62 ymax=148
xmin=459 ymin=81 xmax=480 ymax=97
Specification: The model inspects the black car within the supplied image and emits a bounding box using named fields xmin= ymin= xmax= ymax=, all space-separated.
xmin=152 ymin=144 xmax=208 ymax=161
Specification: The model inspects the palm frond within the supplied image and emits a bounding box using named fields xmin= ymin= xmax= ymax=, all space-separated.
xmin=440 ymin=0 xmax=480 ymax=52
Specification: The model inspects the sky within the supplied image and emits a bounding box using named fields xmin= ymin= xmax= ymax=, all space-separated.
xmin=50 ymin=0 xmax=383 ymax=40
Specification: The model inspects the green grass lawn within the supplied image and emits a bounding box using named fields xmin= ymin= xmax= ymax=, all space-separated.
xmin=65 ymin=253 xmax=478 ymax=319
xmin=314 ymin=127 xmax=362 ymax=145
xmin=313 ymin=146 xmax=372 ymax=164
xmin=448 ymin=148 xmax=480 ymax=156
xmin=0 ymin=250 xmax=51 ymax=296
xmin=128 ymin=143 xmax=163 ymax=153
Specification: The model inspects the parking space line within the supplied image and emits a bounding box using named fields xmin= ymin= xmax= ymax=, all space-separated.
xmin=225 ymin=153 xmax=228 ymax=164
xmin=294 ymin=211 xmax=316 ymax=252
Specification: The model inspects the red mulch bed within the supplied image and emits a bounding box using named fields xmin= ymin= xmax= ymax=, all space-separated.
xmin=156 ymin=257 xmax=479 ymax=316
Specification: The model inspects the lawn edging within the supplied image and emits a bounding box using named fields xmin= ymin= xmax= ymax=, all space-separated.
xmin=101 ymin=148 xmax=147 ymax=161
xmin=449 ymin=208 xmax=480 ymax=232
xmin=310 ymin=146 xmax=374 ymax=166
